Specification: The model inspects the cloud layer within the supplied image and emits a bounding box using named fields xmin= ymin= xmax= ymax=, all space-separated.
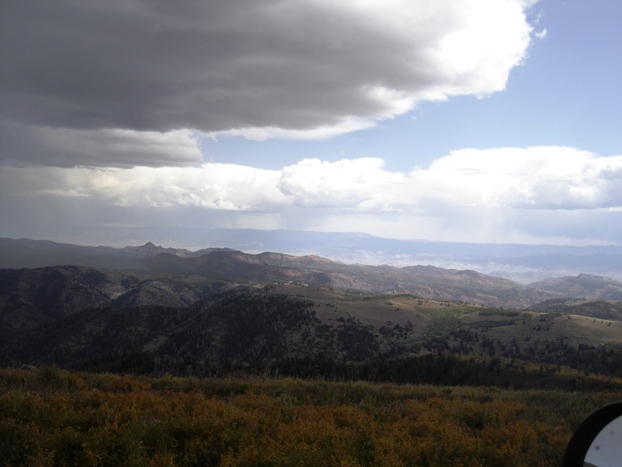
xmin=3 ymin=1 xmax=617 ymax=247
xmin=2 ymin=146 xmax=620 ymax=244
xmin=0 ymin=0 xmax=536 ymax=167
xmin=4 ymin=146 xmax=620 ymax=211
xmin=0 ymin=120 xmax=203 ymax=168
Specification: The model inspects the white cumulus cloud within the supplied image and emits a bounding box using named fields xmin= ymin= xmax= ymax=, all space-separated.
xmin=2 ymin=145 xmax=621 ymax=244
xmin=425 ymin=147 xmax=622 ymax=209
xmin=4 ymin=146 xmax=621 ymax=213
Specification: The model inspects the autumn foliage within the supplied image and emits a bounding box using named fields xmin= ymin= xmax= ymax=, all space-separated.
xmin=1 ymin=367 xmax=620 ymax=466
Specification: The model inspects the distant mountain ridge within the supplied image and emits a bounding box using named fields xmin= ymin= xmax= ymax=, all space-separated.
xmin=0 ymin=237 xmax=233 ymax=269
xmin=3 ymin=238 xmax=622 ymax=311
xmin=120 ymin=241 xmax=234 ymax=258
xmin=5 ymin=228 xmax=620 ymax=282
xmin=527 ymin=274 xmax=622 ymax=300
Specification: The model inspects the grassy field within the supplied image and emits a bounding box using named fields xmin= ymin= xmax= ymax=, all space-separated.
xmin=2 ymin=367 xmax=621 ymax=466
xmin=269 ymin=283 xmax=622 ymax=361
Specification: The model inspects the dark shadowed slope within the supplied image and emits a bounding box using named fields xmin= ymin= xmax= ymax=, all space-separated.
xmin=0 ymin=266 xmax=225 ymax=334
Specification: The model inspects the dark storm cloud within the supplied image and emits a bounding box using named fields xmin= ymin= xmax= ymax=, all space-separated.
xmin=0 ymin=119 xmax=202 ymax=168
xmin=0 ymin=1 xmax=400 ymax=132
xmin=0 ymin=0 xmax=532 ymax=134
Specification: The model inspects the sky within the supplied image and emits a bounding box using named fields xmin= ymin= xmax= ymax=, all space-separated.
xmin=0 ymin=0 xmax=621 ymax=247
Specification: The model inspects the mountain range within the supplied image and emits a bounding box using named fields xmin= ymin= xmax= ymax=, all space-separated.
xmin=2 ymin=237 xmax=622 ymax=379
xmin=4 ymin=237 xmax=622 ymax=310
xmin=4 ymin=227 xmax=622 ymax=283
